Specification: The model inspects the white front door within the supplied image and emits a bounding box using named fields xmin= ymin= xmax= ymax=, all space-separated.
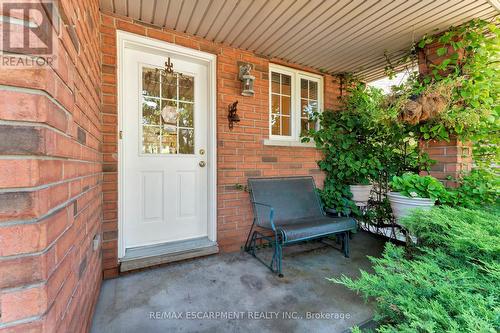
xmin=121 ymin=40 xmax=210 ymax=250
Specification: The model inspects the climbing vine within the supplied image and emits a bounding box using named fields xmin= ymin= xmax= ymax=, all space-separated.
xmin=385 ymin=18 xmax=499 ymax=165
xmin=303 ymin=18 xmax=499 ymax=213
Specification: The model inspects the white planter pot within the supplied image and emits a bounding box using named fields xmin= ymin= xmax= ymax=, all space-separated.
xmin=349 ymin=184 xmax=373 ymax=206
xmin=387 ymin=192 xmax=435 ymax=222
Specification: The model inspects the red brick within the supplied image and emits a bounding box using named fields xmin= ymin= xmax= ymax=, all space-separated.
xmin=146 ymin=29 xmax=174 ymax=43
xmin=0 ymin=286 xmax=47 ymax=323
xmin=116 ymin=20 xmax=146 ymax=35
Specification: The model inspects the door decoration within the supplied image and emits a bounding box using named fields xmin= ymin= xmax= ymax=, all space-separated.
xmin=161 ymin=104 xmax=178 ymax=126
xmin=164 ymin=57 xmax=174 ymax=74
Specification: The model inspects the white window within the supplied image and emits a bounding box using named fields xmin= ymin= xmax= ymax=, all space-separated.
xmin=268 ymin=64 xmax=323 ymax=144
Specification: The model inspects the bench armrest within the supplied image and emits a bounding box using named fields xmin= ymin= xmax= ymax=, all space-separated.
xmin=251 ymin=201 xmax=276 ymax=231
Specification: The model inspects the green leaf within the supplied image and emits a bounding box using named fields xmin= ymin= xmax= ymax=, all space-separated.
xmin=436 ymin=47 xmax=448 ymax=56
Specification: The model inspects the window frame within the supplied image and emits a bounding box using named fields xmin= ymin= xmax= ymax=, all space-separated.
xmin=268 ymin=64 xmax=324 ymax=142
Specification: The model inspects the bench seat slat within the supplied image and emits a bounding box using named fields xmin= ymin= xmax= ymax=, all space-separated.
xmin=276 ymin=216 xmax=356 ymax=243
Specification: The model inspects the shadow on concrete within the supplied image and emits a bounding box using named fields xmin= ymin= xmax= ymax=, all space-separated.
xmin=91 ymin=231 xmax=386 ymax=333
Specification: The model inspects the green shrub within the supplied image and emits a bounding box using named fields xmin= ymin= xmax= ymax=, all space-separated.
xmin=332 ymin=206 xmax=500 ymax=332
xmin=448 ymin=168 xmax=500 ymax=209
xmin=303 ymin=83 xmax=427 ymax=214
xmin=401 ymin=206 xmax=500 ymax=263
xmin=389 ymin=173 xmax=449 ymax=202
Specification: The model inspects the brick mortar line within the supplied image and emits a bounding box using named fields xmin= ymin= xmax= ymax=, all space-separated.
xmin=0 ymin=280 xmax=45 ymax=294
xmin=0 ymin=218 xmax=102 ymax=288
xmin=0 ymin=179 xmax=102 ymax=228
xmin=0 ymin=84 xmax=73 ymax=119
xmin=0 ymin=119 xmax=103 ymax=152
xmin=49 ymin=54 xmax=102 ymax=113
xmin=0 ymin=155 xmax=101 ymax=163
xmin=0 ymin=202 xmax=101 ymax=289
xmin=0 ymin=171 xmax=102 ymax=194
xmin=0 ymin=315 xmax=41 ymax=330
xmin=0 ymin=85 xmax=101 ymax=142
xmin=60 ymin=255 xmax=100 ymax=322
xmin=1 ymin=220 xmax=100 ymax=295
xmin=0 ymin=231 xmax=102 ymax=328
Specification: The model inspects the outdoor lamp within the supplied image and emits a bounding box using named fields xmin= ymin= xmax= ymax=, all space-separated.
xmin=238 ymin=63 xmax=255 ymax=96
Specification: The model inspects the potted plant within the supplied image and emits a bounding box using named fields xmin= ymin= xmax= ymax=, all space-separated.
xmin=387 ymin=173 xmax=448 ymax=221
xmin=348 ymin=172 xmax=374 ymax=207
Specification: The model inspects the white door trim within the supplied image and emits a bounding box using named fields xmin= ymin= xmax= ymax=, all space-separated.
xmin=116 ymin=30 xmax=217 ymax=259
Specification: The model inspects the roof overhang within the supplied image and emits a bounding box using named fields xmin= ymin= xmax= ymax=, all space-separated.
xmin=100 ymin=0 xmax=499 ymax=81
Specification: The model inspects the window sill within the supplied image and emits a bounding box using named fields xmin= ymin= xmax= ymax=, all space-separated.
xmin=263 ymin=139 xmax=316 ymax=148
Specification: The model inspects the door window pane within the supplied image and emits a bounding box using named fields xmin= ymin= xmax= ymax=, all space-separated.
xmin=161 ymin=72 xmax=177 ymax=100
xmin=141 ymin=66 xmax=195 ymax=154
xmin=178 ymin=103 xmax=194 ymax=127
xmin=142 ymin=68 xmax=160 ymax=97
xmin=161 ymin=131 xmax=177 ymax=154
xmin=179 ymin=75 xmax=194 ymax=102
xmin=178 ymin=129 xmax=194 ymax=154
xmin=142 ymin=98 xmax=161 ymax=125
xmin=143 ymin=126 xmax=161 ymax=154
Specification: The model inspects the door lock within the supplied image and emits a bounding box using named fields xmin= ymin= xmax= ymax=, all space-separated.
xmin=199 ymin=161 xmax=206 ymax=167
xmin=199 ymin=149 xmax=205 ymax=155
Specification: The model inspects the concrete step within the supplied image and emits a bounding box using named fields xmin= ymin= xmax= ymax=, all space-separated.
xmin=120 ymin=237 xmax=218 ymax=272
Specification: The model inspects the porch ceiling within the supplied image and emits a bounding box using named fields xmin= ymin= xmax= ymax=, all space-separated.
xmin=100 ymin=0 xmax=499 ymax=81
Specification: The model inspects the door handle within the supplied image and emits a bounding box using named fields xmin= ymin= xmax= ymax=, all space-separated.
xmin=199 ymin=161 xmax=206 ymax=167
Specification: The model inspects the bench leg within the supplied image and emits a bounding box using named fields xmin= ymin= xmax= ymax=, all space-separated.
xmin=244 ymin=225 xmax=284 ymax=277
xmin=342 ymin=231 xmax=350 ymax=258
xmin=275 ymin=238 xmax=283 ymax=278
xmin=244 ymin=219 xmax=256 ymax=252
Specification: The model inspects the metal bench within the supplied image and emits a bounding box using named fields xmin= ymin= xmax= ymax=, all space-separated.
xmin=244 ymin=176 xmax=357 ymax=277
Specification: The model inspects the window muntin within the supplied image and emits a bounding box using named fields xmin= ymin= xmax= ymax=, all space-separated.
xmin=269 ymin=65 xmax=323 ymax=141
xmin=141 ymin=66 xmax=195 ymax=155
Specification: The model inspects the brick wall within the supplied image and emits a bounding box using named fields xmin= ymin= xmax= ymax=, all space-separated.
xmin=420 ymin=139 xmax=472 ymax=187
xmin=100 ymin=11 xmax=341 ymax=278
xmin=0 ymin=1 xmax=102 ymax=332
xmin=417 ymin=40 xmax=472 ymax=185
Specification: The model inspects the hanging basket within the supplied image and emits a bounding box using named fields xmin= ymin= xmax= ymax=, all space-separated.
xmin=398 ymin=81 xmax=453 ymax=125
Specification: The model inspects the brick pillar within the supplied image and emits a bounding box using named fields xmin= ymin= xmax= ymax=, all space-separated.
xmin=417 ymin=39 xmax=472 ymax=185
xmin=419 ymin=139 xmax=472 ymax=187
xmin=0 ymin=1 xmax=103 ymax=332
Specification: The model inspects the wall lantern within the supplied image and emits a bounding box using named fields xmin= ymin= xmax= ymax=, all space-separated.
xmin=238 ymin=63 xmax=255 ymax=96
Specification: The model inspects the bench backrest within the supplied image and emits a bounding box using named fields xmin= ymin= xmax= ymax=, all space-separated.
xmin=248 ymin=176 xmax=324 ymax=228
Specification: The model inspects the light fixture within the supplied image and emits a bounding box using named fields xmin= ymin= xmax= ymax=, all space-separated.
xmin=228 ymin=101 xmax=240 ymax=129
xmin=238 ymin=63 xmax=255 ymax=96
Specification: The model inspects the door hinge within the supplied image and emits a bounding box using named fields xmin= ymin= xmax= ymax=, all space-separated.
xmin=119 ymin=131 xmax=123 ymax=139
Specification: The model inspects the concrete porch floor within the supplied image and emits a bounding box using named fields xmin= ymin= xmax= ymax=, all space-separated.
xmin=91 ymin=231 xmax=385 ymax=333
